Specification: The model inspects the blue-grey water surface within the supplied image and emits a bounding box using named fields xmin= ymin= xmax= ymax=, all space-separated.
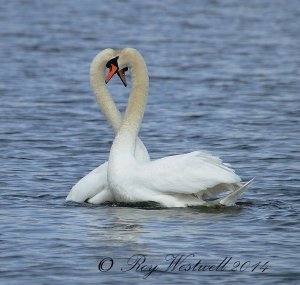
xmin=1 ymin=0 xmax=300 ymax=284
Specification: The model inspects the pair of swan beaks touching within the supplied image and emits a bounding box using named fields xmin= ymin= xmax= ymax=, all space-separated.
xmin=66 ymin=48 xmax=253 ymax=207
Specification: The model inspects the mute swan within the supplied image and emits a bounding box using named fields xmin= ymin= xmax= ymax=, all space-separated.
xmin=66 ymin=48 xmax=149 ymax=204
xmin=107 ymin=48 xmax=252 ymax=207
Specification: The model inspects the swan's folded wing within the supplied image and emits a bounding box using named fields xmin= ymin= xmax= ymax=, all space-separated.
xmin=135 ymin=151 xmax=241 ymax=195
xmin=66 ymin=162 xmax=108 ymax=202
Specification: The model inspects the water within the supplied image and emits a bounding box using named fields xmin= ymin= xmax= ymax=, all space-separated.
xmin=1 ymin=0 xmax=299 ymax=284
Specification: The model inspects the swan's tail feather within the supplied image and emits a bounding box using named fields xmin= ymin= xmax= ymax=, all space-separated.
xmin=219 ymin=178 xmax=254 ymax=206
xmin=206 ymin=178 xmax=254 ymax=207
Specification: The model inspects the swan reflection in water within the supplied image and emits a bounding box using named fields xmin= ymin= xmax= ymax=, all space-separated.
xmin=84 ymin=202 xmax=239 ymax=255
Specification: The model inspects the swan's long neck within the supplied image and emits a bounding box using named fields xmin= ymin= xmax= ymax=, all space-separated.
xmin=113 ymin=52 xmax=149 ymax=155
xmin=90 ymin=53 xmax=122 ymax=133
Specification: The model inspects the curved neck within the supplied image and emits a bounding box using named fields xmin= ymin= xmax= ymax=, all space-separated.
xmin=90 ymin=53 xmax=122 ymax=133
xmin=115 ymin=52 xmax=149 ymax=154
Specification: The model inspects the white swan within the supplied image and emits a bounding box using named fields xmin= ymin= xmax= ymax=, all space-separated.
xmin=107 ymin=48 xmax=252 ymax=207
xmin=66 ymin=48 xmax=149 ymax=204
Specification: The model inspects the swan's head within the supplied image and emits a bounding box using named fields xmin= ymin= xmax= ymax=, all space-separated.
xmin=105 ymin=55 xmax=128 ymax=87
xmin=105 ymin=48 xmax=144 ymax=87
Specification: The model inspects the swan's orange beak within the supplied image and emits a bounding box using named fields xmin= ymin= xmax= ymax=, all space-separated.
xmin=117 ymin=67 xmax=128 ymax=87
xmin=105 ymin=63 xmax=118 ymax=84
xmin=105 ymin=64 xmax=128 ymax=87
xmin=105 ymin=56 xmax=128 ymax=87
